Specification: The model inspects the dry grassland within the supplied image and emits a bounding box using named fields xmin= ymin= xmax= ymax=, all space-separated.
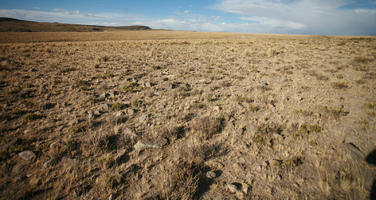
xmin=0 ymin=31 xmax=375 ymax=199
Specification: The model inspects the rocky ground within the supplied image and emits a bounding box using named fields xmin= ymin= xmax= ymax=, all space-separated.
xmin=0 ymin=33 xmax=375 ymax=199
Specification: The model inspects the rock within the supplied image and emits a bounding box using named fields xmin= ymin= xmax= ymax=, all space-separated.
xmin=227 ymin=183 xmax=240 ymax=193
xmin=108 ymin=194 xmax=114 ymax=200
xmin=127 ymin=108 xmax=136 ymax=116
xmin=236 ymin=191 xmax=244 ymax=199
xmin=18 ymin=151 xmax=36 ymax=161
xmin=99 ymin=104 xmax=109 ymax=112
xmin=255 ymin=165 xmax=262 ymax=172
xmin=94 ymin=110 xmax=101 ymax=116
xmin=206 ymin=171 xmax=217 ymax=179
xmin=262 ymin=161 xmax=269 ymax=167
xmin=138 ymin=113 xmax=150 ymax=123
xmin=242 ymin=183 xmax=249 ymax=194
xmin=133 ymin=141 xmax=161 ymax=151
xmin=115 ymin=111 xmax=125 ymax=117
xmin=340 ymin=143 xmax=364 ymax=161
xmin=214 ymin=106 xmax=221 ymax=112
xmin=280 ymin=76 xmax=286 ymax=82
xmin=101 ymin=93 xmax=110 ymax=99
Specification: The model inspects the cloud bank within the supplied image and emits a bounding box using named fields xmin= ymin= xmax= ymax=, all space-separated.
xmin=213 ymin=0 xmax=376 ymax=35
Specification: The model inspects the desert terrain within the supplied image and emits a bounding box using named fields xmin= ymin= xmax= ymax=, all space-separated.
xmin=0 ymin=30 xmax=375 ymax=199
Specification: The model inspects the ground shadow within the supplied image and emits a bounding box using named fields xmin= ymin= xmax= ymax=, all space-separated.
xmin=366 ymin=149 xmax=376 ymax=200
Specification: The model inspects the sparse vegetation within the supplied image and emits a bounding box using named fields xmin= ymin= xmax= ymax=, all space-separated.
xmin=25 ymin=113 xmax=43 ymax=121
xmin=192 ymin=117 xmax=222 ymax=139
xmin=112 ymin=102 xmax=127 ymax=111
xmin=332 ymin=82 xmax=349 ymax=89
xmin=70 ymin=123 xmax=86 ymax=133
xmin=299 ymin=124 xmax=322 ymax=134
xmin=120 ymin=82 xmax=138 ymax=93
xmin=0 ymin=31 xmax=374 ymax=200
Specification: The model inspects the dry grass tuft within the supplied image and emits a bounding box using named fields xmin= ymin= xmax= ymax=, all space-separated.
xmin=120 ymin=82 xmax=138 ymax=93
xmin=331 ymin=82 xmax=349 ymax=89
xmin=192 ymin=117 xmax=223 ymax=139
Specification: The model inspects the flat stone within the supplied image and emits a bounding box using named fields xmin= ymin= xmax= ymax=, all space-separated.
xmin=340 ymin=143 xmax=364 ymax=161
xmin=18 ymin=151 xmax=36 ymax=161
xmin=206 ymin=171 xmax=217 ymax=179
xmin=133 ymin=141 xmax=161 ymax=151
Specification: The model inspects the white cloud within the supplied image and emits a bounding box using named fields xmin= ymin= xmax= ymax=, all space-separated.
xmin=0 ymin=9 xmax=145 ymax=26
xmin=213 ymin=0 xmax=376 ymax=35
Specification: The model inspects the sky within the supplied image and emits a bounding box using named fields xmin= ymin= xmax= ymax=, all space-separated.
xmin=0 ymin=0 xmax=375 ymax=35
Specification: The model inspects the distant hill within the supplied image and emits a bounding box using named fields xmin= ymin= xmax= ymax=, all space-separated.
xmin=0 ymin=17 xmax=151 ymax=32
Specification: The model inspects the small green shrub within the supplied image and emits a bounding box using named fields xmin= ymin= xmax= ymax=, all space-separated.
xmin=120 ymin=82 xmax=138 ymax=93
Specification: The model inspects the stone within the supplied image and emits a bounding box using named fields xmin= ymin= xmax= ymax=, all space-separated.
xmin=101 ymin=93 xmax=110 ymax=99
xmin=242 ymin=183 xmax=249 ymax=194
xmin=138 ymin=113 xmax=150 ymax=123
xmin=236 ymin=191 xmax=244 ymax=199
xmin=94 ymin=110 xmax=101 ymax=116
xmin=280 ymin=76 xmax=286 ymax=82
xmin=99 ymin=104 xmax=109 ymax=112
xmin=206 ymin=171 xmax=217 ymax=179
xmin=227 ymin=183 xmax=240 ymax=193
xmin=115 ymin=111 xmax=125 ymax=117
xmin=255 ymin=165 xmax=262 ymax=172
xmin=18 ymin=151 xmax=36 ymax=161
xmin=127 ymin=108 xmax=136 ymax=116
xmin=340 ymin=143 xmax=364 ymax=161
xmin=133 ymin=141 xmax=161 ymax=151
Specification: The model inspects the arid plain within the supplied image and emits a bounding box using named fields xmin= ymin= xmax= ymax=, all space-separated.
xmin=0 ymin=31 xmax=375 ymax=199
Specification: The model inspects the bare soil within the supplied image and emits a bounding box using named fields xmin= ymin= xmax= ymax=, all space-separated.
xmin=0 ymin=31 xmax=375 ymax=200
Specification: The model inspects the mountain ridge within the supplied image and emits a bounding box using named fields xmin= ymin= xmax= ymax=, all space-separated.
xmin=0 ymin=17 xmax=152 ymax=32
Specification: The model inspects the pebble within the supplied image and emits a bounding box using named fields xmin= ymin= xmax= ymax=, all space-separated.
xmin=206 ymin=171 xmax=217 ymax=179
xmin=101 ymin=93 xmax=110 ymax=99
xmin=18 ymin=151 xmax=36 ymax=161
xmin=227 ymin=183 xmax=240 ymax=193
xmin=99 ymin=104 xmax=109 ymax=112
xmin=138 ymin=113 xmax=150 ymax=123
xmin=340 ymin=143 xmax=364 ymax=161
xmin=133 ymin=141 xmax=161 ymax=151
xmin=242 ymin=183 xmax=249 ymax=194
xmin=127 ymin=108 xmax=136 ymax=116
xmin=255 ymin=165 xmax=262 ymax=172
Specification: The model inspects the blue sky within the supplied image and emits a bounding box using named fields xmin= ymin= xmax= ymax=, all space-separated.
xmin=0 ymin=0 xmax=375 ymax=35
